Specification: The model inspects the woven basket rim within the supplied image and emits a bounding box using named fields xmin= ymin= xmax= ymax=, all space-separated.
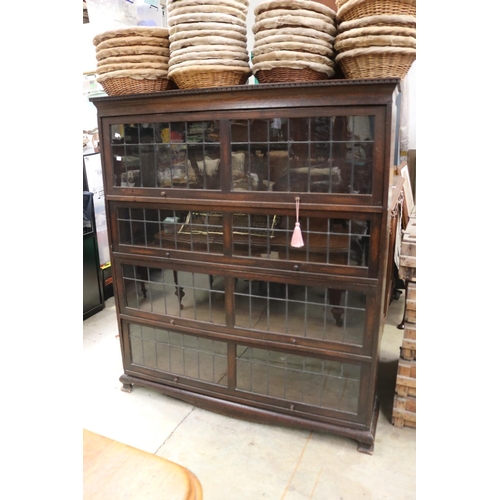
xmin=252 ymin=59 xmax=334 ymax=76
xmin=338 ymin=14 xmax=416 ymax=33
xmin=96 ymin=68 xmax=169 ymax=82
xmin=335 ymin=25 xmax=416 ymax=41
xmin=252 ymin=50 xmax=333 ymax=66
xmin=335 ymin=45 xmax=416 ymax=62
xmin=254 ymin=0 xmax=336 ymax=19
xmin=170 ymin=44 xmax=249 ymax=56
xmin=96 ymin=36 xmax=170 ymax=52
xmin=169 ymin=21 xmax=247 ymax=36
xmin=255 ymin=8 xmax=335 ymax=27
xmin=167 ymin=3 xmax=247 ymax=21
xmin=168 ymin=0 xmax=249 ymax=10
xmin=93 ymin=26 xmax=169 ymax=46
xmin=337 ymin=0 xmax=416 ymax=22
xmin=96 ymin=45 xmax=170 ymax=61
xmin=253 ymin=15 xmax=337 ymax=36
xmin=253 ymin=41 xmax=334 ymax=57
xmin=168 ymin=64 xmax=252 ymax=77
xmin=170 ymin=36 xmax=247 ymax=51
xmin=97 ymin=54 xmax=170 ymax=66
xmin=254 ymin=32 xmax=334 ymax=49
xmin=97 ymin=62 xmax=170 ymax=74
xmin=168 ymin=12 xmax=247 ymax=29
xmin=335 ymin=34 xmax=416 ymax=51
xmin=169 ymin=53 xmax=249 ymax=67
xmin=168 ymin=59 xmax=250 ymax=72
xmin=254 ymin=26 xmax=335 ymax=43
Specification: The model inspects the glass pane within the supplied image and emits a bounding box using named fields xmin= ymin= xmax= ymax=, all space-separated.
xmin=111 ymin=120 xmax=221 ymax=190
xmin=236 ymin=346 xmax=361 ymax=414
xmin=117 ymin=206 xmax=223 ymax=254
xmin=231 ymin=213 xmax=370 ymax=268
xmin=123 ymin=266 xmax=226 ymax=325
xmin=234 ymin=281 xmax=366 ymax=346
xmin=229 ymin=114 xmax=374 ymax=194
xmin=128 ymin=322 xmax=228 ymax=386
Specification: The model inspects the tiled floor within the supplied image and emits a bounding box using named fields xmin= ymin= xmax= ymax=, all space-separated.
xmin=83 ymin=294 xmax=416 ymax=499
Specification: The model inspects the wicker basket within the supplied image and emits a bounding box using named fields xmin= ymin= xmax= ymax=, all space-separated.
xmin=335 ymin=34 xmax=416 ymax=52
xmin=256 ymin=66 xmax=329 ymax=83
xmin=336 ymin=45 xmax=415 ymax=79
xmin=169 ymin=65 xmax=250 ymax=89
xmin=100 ymin=76 xmax=170 ymax=96
xmin=337 ymin=0 xmax=416 ymax=23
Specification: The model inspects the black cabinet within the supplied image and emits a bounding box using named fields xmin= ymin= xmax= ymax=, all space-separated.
xmin=83 ymin=191 xmax=104 ymax=320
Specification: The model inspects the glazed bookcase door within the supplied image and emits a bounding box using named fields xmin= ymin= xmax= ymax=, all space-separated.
xmin=110 ymin=201 xmax=381 ymax=279
xmin=120 ymin=317 xmax=372 ymax=426
xmin=112 ymin=256 xmax=379 ymax=356
xmin=92 ymin=80 xmax=400 ymax=453
xmin=101 ymin=105 xmax=387 ymax=207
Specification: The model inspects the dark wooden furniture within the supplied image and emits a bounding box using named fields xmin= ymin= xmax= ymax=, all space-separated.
xmin=91 ymin=79 xmax=401 ymax=454
xmin=83 ymin=190 xmax=104 ymax=320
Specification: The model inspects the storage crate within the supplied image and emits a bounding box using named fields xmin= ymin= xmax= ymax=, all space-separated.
xmin=392 ymin=394 xmax=416 ymax=429
xmin=395 ymin=359 xmax=416 ymax=397
xmin=405 ymin=281 xmax=416 ymax=324
xmin=400 ymin=336 xmax=416 ymax=361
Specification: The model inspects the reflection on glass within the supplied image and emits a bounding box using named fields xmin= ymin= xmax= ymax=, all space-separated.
xmin=128 ymin=322 xmax=228 ymax=386
xmin=234 ymin=280 xmax=366 ymax=346
xmin=231 ymin=215 xmax=370 ymax=268
xmin=116 ymin=205 xmax=370 ymax=267
xmin=111 ymin=120 xmax=221 ymax=189
xmin=229 ymin=115 xmax=374 ymax=194
xmin=123 ymin=265 xmax=226 ymax=325
xmin=236 ymin=346 xmax=361 ymax=413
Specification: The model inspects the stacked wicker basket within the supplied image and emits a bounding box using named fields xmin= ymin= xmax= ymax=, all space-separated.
xmin=166 ymin=0 xmax=251 ymax=89
xmin=334 ymin=0 xmax=416 ymax=79
xmin=93 ymin=26 xmax=171 ymax=95
xmin=252 ymin=0 xmax=337 ymax=83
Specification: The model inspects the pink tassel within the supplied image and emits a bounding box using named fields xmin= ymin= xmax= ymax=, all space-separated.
xmin=291 ymin=197 xmax=304 ymax=248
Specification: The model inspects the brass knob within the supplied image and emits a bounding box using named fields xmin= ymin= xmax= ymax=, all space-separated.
xmin=161 ymin=191 xmax=166 ymax=196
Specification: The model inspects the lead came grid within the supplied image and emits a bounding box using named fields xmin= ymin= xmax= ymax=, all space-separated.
xmin=123 ymin=265 xmax=225 ymax=324
xmin=129 ymin=323 xmax=228 ymax=386
xmin=117 ymin=207 xmax=224 ymax=255
xmin=109 ymin=116 xmax=374 ymax=193
xmin=232 ymin=215 xmax=370 ymax=267
xmin=236 ymin=346 xmax=361 ymax=414
xmin=229 ymin=115 xmax=374 ymax=194
xmin=111 ymin=121 xmax=221 ymax=190
xmin=234 ymin=281 xmax=366 ymax=346
xmin=116 ymin=206 xmax=369 ymax=268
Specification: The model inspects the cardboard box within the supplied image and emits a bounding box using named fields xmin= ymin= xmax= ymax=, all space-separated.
xmin=101 ymin=263 xmax=114 ymax=300
xmin=315 ymin=0 xmax=338 ymax=12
